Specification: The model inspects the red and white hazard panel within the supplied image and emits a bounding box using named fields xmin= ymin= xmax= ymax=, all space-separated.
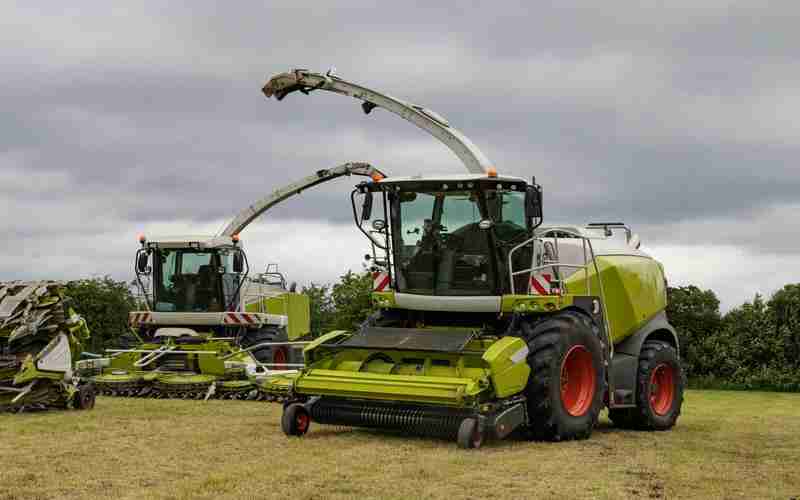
xmin=372 ymin=271 xmax=391 ymax=292
xmin=223 ymin=312 xmax=260 ymax=325
xmin=529 ymin=273 xmax=559 ymax=295
xmin=128 ymin=312 xmax=152 ymax=326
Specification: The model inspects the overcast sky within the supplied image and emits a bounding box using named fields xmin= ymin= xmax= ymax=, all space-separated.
xmin=2 ymin=1 xmax=798 ymax=311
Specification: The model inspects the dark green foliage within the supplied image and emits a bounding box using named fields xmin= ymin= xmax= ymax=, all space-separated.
xmin=300 ymin=283 xmax=335 ymax=337
xmin=666 ymin=285 xmax=722 ymax=377
xmin=668 ymin=284 xmax=800 ymax=392
xmin=302 ymin=271 xmax=375 ymax=336
xmin=769 ymin=284 xmax=800 ymax=372
xmin=331 ymin=271 xmax=375 ymax=330
xmin=66 ymin=277 xmax=137 ymax=353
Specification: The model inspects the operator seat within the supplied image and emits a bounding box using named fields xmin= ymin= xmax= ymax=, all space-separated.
xmin=196 ymin=265 xmax=218 ymax=311
xmin=438 ymin=222 xmax=491 ymax=292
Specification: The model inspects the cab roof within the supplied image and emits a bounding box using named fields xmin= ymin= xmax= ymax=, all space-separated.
xmin=373 ymin=173 xmax=528 ymax=186
xmin=143 ymin=235 xmax=240 ymax=250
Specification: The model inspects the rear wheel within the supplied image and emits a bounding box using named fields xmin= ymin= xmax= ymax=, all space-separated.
xmin=241 ymin=326 xmax=286 ymax=364
xmin=272 ymin=346 xmax=289 ymax=370
xmin=517 ymin=310 xmax=606 ymax=441
xmin=282 ymin=403 xmax=311 ymax=437
xmin=609 ymin=340 xmax=684 ymax=430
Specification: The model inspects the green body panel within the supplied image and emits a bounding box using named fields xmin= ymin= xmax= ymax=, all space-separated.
xmin=295 ymin=369 xmax=486 ymax=406
xmin=500 ymin=294 xmax=575 ymax=314
xmin=245 ymin=292 xmax=311 ymax=340
xmin=198 ymin=356 xmax=225 ymax=376
xmin=261 ymin=331 xmax=532 ymax=407
xmin=481 ymin=337 xmax=530 ymax=398
xmin=564 ymin=255 xmax=667 ymax=344
xmin=157 ymin=373 xmax=217 ymax=386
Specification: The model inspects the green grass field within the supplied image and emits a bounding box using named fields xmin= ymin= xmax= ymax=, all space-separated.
xmin=1 ymin=390 xmax=798 ymax=500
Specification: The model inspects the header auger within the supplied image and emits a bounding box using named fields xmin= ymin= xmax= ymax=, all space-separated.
xmin=260 ymin=69 xmax=685 ymax=448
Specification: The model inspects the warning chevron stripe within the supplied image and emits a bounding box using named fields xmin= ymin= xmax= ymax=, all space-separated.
xmin=373 ymin=271 xmax=391 ymax=292
xmin=530 ymin=273 xmax=557 ymax=296
xmin=128 ymin=312 xmax=152 ymax=326
xmin=223 ymin=312 xmax=259 ymax=325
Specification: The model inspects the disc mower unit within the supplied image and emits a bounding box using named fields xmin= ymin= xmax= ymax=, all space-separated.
xmin=259 ymin=69 xmax=686 ymax=448
xmin=0 ymin=281 xmax=95 ymax=412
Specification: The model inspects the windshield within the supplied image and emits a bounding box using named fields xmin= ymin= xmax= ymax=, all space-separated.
xmin=153 ymin=249 xmax=238 ymax=312
xmin=392 ymin=189 xmax=491 ymax=295
xmin=389 ymin=185 xmax=531 ymax=296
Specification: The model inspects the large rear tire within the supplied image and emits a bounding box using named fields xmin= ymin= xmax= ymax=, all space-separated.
xmin=609 ymin=340 xmax=685 ymax=430
xmin=518 ymin=310 xmax=606 ymax=441
xmin=241 ymin=326 xmax=286 ymax=364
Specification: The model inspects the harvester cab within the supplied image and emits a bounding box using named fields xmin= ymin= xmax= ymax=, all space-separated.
xmin=353 ymin=173 xmax=543 ymax=300
xmin=261 ymin=69 xmax=685 ymax=448
xmin=135 ymin=235 xmax=251 ymax=316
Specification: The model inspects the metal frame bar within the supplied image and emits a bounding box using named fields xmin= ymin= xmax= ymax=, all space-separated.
xmin=508 ymin=229 xmax=614 ymax=357
xmin=133 ymin=346 xmax=175 ymax=367
xmin=220 ymin=340 xmax=311 ymax=360
xmin=107 ymin=349 xmax=221 ymax=355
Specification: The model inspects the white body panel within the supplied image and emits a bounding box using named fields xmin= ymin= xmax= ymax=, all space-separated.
xmin=130 ymin=311 xmax=288 ymax=327
xmin=37 ymin=333 xmax=72 ymax=373
xmin=394 ymin=293 xmax=502 ymax=313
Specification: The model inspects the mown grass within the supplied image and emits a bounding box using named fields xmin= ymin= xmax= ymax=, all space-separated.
xmin=0 ymin=391 xmax=798 ymax=500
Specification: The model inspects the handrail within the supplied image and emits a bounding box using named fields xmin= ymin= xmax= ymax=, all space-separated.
xmin=221 ymin=340 xmax=312 ymax=360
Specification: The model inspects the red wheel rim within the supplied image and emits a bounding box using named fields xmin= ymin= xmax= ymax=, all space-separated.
xmin=296 ymin=411 xmax=310 ymax=433
xmin=649 ymin=363 xmax=675 ymax=416
xmin=273 ymin=347 xmax=288 ymax=371
xmin=472 ymin=424 xmax=483 ymax=448
xmin=560 ymin=345 xmax=596 ymax=417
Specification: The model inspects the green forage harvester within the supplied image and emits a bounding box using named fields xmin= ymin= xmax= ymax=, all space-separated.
xmin=0 ymin=281 xmax=95 ymax=412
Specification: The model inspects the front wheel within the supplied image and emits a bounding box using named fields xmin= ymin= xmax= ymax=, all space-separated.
xmin=457 ymin=418 xmax=484 ymax=449
xmin=282 ymin=403 xmax=311 ymax=437
xmin=519 ymin=311 xmax=607 ymax=441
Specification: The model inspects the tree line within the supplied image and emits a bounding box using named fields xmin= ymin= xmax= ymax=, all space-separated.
xmin=667 ymin=284 xmax=800 ymax=391
xmin=69 ymin=275 xmax=800 ymax=391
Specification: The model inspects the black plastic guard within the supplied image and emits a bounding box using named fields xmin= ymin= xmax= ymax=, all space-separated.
xmin=331 ymin=326 xmax=476 ymax=353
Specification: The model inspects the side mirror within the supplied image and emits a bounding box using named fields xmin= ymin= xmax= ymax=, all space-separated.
xmin=233 ymin=252 xmax=244 ymax=274
xmin=525 ymin=186 xmax=543 ymax=221
xmin=136 ymin=251 xmax=150 ymax=274
xmin=371 ymin=219 xmax=386 ymax=231
xmin=478 ymin=219 xmax=494 ymax=230
xmin=361 ymin=191 xmax=374 ymax=221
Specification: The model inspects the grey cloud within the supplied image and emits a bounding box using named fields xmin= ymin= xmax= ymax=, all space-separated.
xmin=2 ymin=1 xmax=800 ymax=297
